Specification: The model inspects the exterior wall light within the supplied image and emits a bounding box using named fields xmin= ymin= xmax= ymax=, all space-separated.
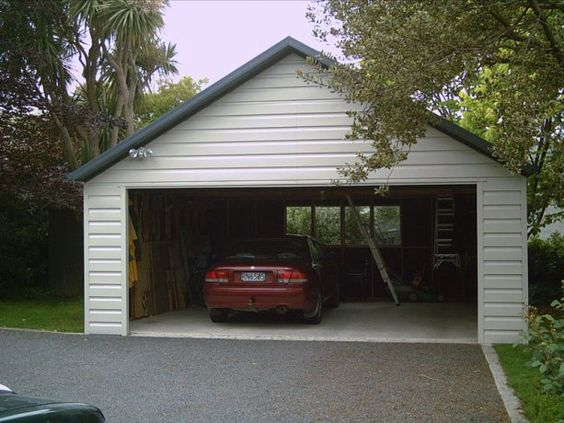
xmin=129 ymin=147 xmax=153 ymax=159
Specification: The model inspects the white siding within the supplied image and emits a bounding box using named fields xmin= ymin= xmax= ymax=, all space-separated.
xmin=83 ymin=184 xmax=127 ymax=335
xmin=90 ymin=54 xmax=511 ymax=187
xmin=480 ymin=178 xmax=528 ymax=343
xmin=83 ymin=53 xmax=528 ymax=342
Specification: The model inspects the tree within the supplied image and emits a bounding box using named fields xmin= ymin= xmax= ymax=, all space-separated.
xmin=136 ymin=76 xmax=206 ymax=128
xmin=456 ymin=65 xmax=563 ymax=235
xmin=0 ymin=0 xmax=178 ymax=168
xmin=307 ymin=1 xmax=563 ymax=234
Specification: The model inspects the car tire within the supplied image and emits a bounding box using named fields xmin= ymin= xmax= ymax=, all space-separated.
xmin=208 ymin=308 xmax=228 ymax=323
xmin=303 ymin=295 xmax=322 ymax=324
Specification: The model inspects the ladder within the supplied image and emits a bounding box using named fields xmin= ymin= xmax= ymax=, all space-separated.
xmin=433 ymin=196 xmax=460 ymax=269
xmin=346 ymin=195 xmax=400 ymax=305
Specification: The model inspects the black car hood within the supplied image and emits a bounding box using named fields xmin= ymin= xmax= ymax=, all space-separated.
xmin=0 ymin=392 xmax=104 ymax=422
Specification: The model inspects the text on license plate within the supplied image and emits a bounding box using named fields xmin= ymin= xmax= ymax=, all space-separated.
xmin=241 ymin=272 xmax=266 ymax=282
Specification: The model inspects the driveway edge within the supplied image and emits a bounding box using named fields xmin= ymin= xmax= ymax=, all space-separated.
xmin=482 ymin=344 xmax=528 ymax=423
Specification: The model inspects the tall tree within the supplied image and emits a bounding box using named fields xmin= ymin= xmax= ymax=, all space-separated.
xmin=307 ymin=0 xmax=563 ymax=234
xmin=0 ymin=0 xmax=177 ymax=168
xmin=136 ymin=76 xmax=205 ymax=128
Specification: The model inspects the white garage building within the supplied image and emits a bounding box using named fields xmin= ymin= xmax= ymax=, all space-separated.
xmin=69 ymin=37 xmax=529 ymax=344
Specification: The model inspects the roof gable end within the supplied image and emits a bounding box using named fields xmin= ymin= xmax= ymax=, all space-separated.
xmin=69 ymin=37 xmax=329 ymax=182
xmin=69 ymin=37 xmax=527 ymax=182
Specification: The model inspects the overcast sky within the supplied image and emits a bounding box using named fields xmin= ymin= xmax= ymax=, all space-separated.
xmin=161 ymin=0 xmax=331 ymax=86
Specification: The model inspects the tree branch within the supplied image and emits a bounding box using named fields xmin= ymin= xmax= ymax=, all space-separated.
xmin=528 ymin=0 xmax=564 ymax=68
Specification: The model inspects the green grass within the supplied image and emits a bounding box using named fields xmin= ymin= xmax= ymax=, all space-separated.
xmin=0 ymin=297 xmax=84 ymax=333
xmin=495 ymin=344 xmax=564 ymax=423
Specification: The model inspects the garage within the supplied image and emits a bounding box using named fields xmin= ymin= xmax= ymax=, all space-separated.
xmin=70 ymin=37 xmax=528 ymax=344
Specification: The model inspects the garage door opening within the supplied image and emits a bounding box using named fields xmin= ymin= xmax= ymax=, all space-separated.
xmin=127 ymin=185 xmax=477 ymax=340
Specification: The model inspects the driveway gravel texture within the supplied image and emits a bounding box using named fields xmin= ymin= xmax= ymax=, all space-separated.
xmin=0 ymin=330 xmax=508 ymax=422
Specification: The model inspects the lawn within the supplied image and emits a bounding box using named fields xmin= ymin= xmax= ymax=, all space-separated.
xmin=495 ymin=344 xmax=564 ymax=423
xmin=0 ymin=297 xmax=83 ymax=333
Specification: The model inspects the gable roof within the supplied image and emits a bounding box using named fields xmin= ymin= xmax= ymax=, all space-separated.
xmin=69 ymin=36 xmax=526 ymax=182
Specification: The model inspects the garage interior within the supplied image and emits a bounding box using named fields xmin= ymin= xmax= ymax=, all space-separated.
xmin=127 ymin=185 xmax=477 ymax=341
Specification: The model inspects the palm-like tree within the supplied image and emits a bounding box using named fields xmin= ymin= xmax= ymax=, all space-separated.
xmin=70 ymin=0 xmax=178 ymax=159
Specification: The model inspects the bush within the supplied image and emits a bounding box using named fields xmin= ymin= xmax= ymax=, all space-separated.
xmin=528 ymin=233 xmax=564 ymax=305
xmin=523 ymin=285 xmax=564 ymax=396
xmin=0 ymin=195 xmax=49 ymax=298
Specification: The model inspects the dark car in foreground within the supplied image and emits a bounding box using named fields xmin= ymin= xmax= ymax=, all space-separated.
xmin=203 ymin=235 xmax=339 ymax=324
xmin=0 ymin=384 xmax=104 ymax=422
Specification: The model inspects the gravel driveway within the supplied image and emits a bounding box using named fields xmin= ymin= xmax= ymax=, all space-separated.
xmin=0 ymin=330 xmax=508 ymax=422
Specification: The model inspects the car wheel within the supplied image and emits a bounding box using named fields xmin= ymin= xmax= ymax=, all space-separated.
xmin=208 ymin=308 xmax=228 ymax=323
xmin=326 ymin=283 xmax=340 ymax=308
xmin=304 ymin=295 xmax=322 ymax=324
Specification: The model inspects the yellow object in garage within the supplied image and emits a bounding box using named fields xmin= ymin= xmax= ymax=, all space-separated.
xmin=129 ymin=218 xmax=138 ymax=288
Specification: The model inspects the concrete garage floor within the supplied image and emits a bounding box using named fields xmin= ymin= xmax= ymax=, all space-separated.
xmin=130 ymin=302 xmax=477 ymax=343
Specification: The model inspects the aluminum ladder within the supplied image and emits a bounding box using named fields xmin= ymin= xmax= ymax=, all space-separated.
xmin=433 ymin=196 xmax=460 ymax=269
xmin=346 ymin=195 xmax=400 ymax=305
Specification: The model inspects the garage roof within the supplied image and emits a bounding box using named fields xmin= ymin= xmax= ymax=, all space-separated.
xmin=68 ymin=36 xmax=525 ymax=182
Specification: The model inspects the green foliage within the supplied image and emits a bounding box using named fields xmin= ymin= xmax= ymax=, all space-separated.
xmin=0 ymin=197 xmax=49 ymax=299
xmin=286 ymin=206 xmax=312 ymax=236
xmin=495 ymin=344 xmax=564 ymax=423
xmin=344 ymin=205 xmax=369 ymax=244
xmin=308 ymin=1 xmax=563 ymax=232
xmin=137 ymin=77 xmax=205 ymax=127
xmin=0 ymin=0 xmax=179 ymax=168
xmin=315 ymin=206 xmax=341 ymax=244
xmin=457 ymin=64 xmax=563 ymax=236
xmin=523 ymin=286 xmax=564 ymax=396
xmin=528 ymin=233 xmax=564 ymax=305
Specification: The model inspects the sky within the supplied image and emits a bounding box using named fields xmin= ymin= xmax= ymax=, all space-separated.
xmin=161 ymin=0 xmax=331 ymax=86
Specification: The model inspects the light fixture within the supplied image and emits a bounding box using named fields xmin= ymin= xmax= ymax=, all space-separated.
xmin=129 ymin=147 xmax=153 ymax=159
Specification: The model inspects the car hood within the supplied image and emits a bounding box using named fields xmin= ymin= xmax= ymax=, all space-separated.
xmin=0 ymin=392 xmax=104 ymax=421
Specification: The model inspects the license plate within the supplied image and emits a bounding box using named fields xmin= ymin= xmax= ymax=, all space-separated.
xmin=241 ymin=272 xmax=266 ymax=282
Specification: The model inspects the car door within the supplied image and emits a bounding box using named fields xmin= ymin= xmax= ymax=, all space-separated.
xmin=308 ymin=238 xmax=338 ymax=300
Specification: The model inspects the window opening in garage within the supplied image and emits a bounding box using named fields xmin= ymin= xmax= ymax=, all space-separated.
xmin=314 ymin=206 xmax=341 ymax=244
xmin=374 ymin=206 xmax=401 ymax=246
xmin=286 ymin=204 xmax=401 ymax=248
xmin=286 ymin=206 xmax=311 ymax=236
xmin=344 ymin=205 xmax=370 ymax=245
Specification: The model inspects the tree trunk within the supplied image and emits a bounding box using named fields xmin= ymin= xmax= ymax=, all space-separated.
xmin=52 ymin=113 xmax=79 ymax=170
xmin=125 ymin=53 xmax=138 ymax=137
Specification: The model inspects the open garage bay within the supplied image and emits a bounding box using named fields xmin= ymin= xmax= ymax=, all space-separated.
xmin=129 ymin=302 xmax=477 ymax=343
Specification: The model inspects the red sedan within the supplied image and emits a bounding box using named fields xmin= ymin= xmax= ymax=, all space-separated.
xmin=203 ymin=235 xmax=340 ymax=324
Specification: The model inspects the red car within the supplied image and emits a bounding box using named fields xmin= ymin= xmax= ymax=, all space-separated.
xmin=203 ymin=235 xmax=340 ymax=324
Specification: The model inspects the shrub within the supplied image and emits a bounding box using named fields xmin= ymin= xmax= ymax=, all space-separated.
xmin=523 ymin=284 xmax=564 ymax=396
xmin=528 ymin=233 xmax=564 ymax=305
xmin=0 ymin=196 xmax=49 ymax=298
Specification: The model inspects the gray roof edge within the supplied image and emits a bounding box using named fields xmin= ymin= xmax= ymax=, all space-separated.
xmin=431 ymin=118 xmax=536 ymax=177
xmin=431 ymin=118 xmax=493 ymax=157
xmin=68 ymin=36 xmax=331 ymax=182
xmin=68 ymin=36 xmax=534 ymax=182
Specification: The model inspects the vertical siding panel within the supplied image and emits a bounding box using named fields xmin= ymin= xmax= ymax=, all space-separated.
xmin=521 ymin=177 xmax=529 ymax=319
xmin=476 ymin=182 xmax=484 ymax=344
xmin=120 ymin=186 xmax=129 ymax=335
xmin=84 ymin=184 xmax=126 ymax=335
xmin=83 ymin=186 xmax=90 ymax=334
xmin=481 ymin=178 xmax=527 ymax=343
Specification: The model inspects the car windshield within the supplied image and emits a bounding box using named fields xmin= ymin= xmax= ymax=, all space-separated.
xmin=223 ymin=238 xmax=309 ymax=260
